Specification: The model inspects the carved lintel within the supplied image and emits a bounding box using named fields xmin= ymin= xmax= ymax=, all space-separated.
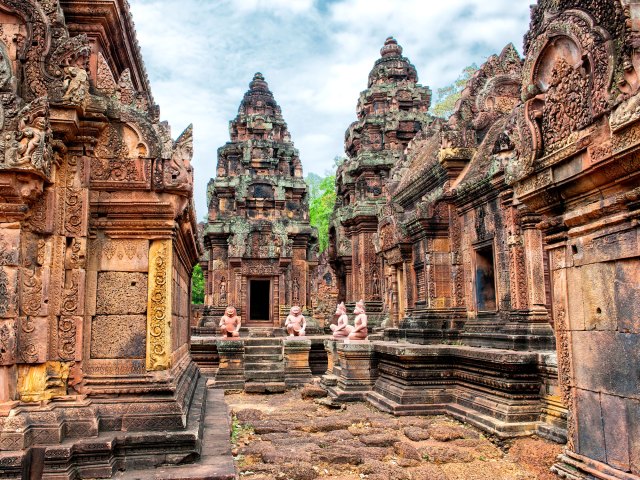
xmin=146 ymin=239 xmax=172 ymax=371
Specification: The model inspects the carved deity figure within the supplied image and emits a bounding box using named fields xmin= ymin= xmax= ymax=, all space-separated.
xmin=62 ymin=65 xmax=89 ymax=104
xmin=168 ymin=124 xmax=193 ymax=190
xmin=348 ymin=299 xmax=368 ymax=340
xmin=285 ymin=305 xmax=306 ymax=337
xmin=219 ymin=306 xmax=241 ymax=338
xmin=15 ymin=113 xmax=47 ymax=167
xmin=330 ymin=302 xmax=350 ymax=339
xmin=219 ymin=277 xmax=227 ymax=305
xmin=372 ymin=269 xmax=380 ymax=298
xmin=292 ymin=276 xmax=300 ymax=303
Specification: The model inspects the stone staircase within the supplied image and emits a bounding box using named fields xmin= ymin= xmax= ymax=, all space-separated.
xmin=243 ymin=338 xmax=286 ymax=393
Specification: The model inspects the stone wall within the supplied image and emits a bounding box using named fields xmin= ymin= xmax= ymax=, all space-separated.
xmin=0 ymin=1 xmax=204 ymax=477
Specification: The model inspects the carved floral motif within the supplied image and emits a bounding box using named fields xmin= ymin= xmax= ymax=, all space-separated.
xmin=0 ymin=267 xmax=9 ymax=315
xmin=147 ymin=240 xmax=172 ymax=371
xmin=57 ymin=316 xmax=76 ymax=361
xmin=21 ymin=267 xmax=42 ymax=316
xmin=542 ymin=59 xmax=591 ymax=150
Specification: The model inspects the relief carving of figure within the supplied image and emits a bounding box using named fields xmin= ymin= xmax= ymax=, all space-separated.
xmin=292 ymin=276 xmax=300 ymax=304
xmin=330 ymin=302 xmax=350 ymax=339
xmin=348 ymin=299 xmax=368 ymax=340
xmin=62 ymin=65 xmax=89 ymax=104
xmin=219 ymin=276 xmax=227 ymax=305
xmin=372 ymin=268 xmax=380 ymax=298
xmin=167 ymin=124 xmax=193 ymax=191
xmin=219 ymin=306 xmax=241 ymax=338
xmin=285 ymin=305 xmax=306 ymax=337
xmin=11 ymin=99 xmax=51 ymax=174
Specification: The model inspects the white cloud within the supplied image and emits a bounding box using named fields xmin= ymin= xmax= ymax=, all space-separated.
xmin=128 ymin=0 xmax=531 ymax=218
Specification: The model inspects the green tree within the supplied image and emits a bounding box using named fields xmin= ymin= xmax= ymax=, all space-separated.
xmin=191 ymin=263 xmax=204 ymax=304
xmin=307 ymin=173 xmax=337 ymax=253
xmin=431 ymin=63 xmax=478 ymax=119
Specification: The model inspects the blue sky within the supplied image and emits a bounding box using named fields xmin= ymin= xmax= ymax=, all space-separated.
xmin=128 ymin=0 xmax=532 ymax=219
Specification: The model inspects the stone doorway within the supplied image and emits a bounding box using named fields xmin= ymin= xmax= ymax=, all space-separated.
xmin=248 ymin=279 xmax=271 ymax=324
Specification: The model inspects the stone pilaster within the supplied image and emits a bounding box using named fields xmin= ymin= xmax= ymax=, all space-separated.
xmin=283 ymin=338 xmax=312 ymax=387
xmin=212 ymin=339 xmax=245 ymax=391
xmin=326 ymin=340 xmax=377 ymax=401
xmin=320 ymin=339 xmax=341 ymax=389
xmin=146 ymin=239 xmax=173 ymax=371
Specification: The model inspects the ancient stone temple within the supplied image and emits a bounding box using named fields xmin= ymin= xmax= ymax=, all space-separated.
xmin=203 ymin=73 xmax=318 ymax=328
xmin=324 ymin=37 xmax=565 ymax=444
xmin=0 ymin=1 xmax=232 ymax=478
xmin=511 ymin=1 xmax=640 ymax=477
xmin=329 ymin=37 xmax=432 ymax=327
xmin=324 ymin=2 xmax=640 ymax=479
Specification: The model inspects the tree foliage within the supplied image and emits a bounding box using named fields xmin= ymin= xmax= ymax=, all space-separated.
xmin=307 ymin=171 xmax=337 ymax=253
xmin=191 ymin=263 xmax=204 ymax=304
xmin=431 ymin=64 xmax=478 ymax=119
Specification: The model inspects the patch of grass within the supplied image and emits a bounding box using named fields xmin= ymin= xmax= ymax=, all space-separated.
xmin=230 ymin=416 xmax=254 ymax=445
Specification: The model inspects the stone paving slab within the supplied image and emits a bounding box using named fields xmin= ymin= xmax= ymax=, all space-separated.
xmin=226 ymin=387 xmax=563 ymax=480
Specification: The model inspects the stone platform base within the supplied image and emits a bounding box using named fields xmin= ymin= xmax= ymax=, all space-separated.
xmin=206 ymin=336 xmax=329 ymax=392
xmin=366 ymin=342 xmax=545 ymax=438
xmin=0 ymin=378 xmax=236 ymax=479
xmin=322 ymin=339 xmax=566 ymax=441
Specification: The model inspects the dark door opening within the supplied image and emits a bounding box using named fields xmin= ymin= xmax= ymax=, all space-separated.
xmin=249 ymin=279 xmax=271 ymax=322
xmin=475 ymin=244 xmax=497 ymax=311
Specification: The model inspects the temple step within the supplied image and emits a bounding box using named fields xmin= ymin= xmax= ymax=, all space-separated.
xmin=243 ymin=338 xmax=282 ymax=346
xmin=244 ymin=354 xmax=283 ymax=362
xmin=245 ymin=382 xmax=287 ymax=393
xmin=244 ymin=362 xmax=285 ymax=372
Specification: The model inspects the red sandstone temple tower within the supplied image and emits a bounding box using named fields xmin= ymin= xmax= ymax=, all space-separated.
xmin=203 ymin=73 xmax=318 ymax=328
xmin=329 ymin=37 xmax=432 ymax=326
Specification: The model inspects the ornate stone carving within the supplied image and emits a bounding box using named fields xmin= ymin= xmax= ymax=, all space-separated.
xmin=542 ymin=59 xmax=591 ymax=150
xmin=64 ymin=155 xmax=83 ymax=235
xmin=20 ymin=267 xmax=42 ymax=316
xmin=0 ymin=41 xmax=13 ymax=92
xmin=0 ymin=320 xmax=16 ymax=364
xmin=2 ymin=97 xmax=53 ymax=177
xmin=117 ymin=69 xmax=136 ymax=106
xmin=57 ymin=316 xmax=77 ymax=361
xmin=164 ymin=124 xmax=193 ymax=192
xmin=147 ymin=240 xmax=172 ymax=371
xmin=96 ymin=52 xmax=117 ymax=94
xmin=0 ymin=267 xmax=10 ymax=316
xmin=61 ymin=65 xmax=89 ymax=104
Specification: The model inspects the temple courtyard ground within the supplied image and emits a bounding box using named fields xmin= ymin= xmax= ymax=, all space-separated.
xmin=227 ymin=387 xmax=562 ymax=480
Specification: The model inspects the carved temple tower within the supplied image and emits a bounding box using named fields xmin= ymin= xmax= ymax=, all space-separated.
xmin=329 ymin=37 xmax=432 ymax=326
xmin=204 ymin=73 xmax=318 ymax=327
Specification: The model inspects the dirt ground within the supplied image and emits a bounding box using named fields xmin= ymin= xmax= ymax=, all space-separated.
xmin=225 ymin=387 xmax=563 ymax=480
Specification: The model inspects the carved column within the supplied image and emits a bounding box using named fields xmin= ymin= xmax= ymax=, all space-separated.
xmin=147 ymin=239 xmax=173 ymax=371
xmin=521 ymin=212 xmax=549 ymax=316
xmin=390 ymin=265 xmax=399 ymax=326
